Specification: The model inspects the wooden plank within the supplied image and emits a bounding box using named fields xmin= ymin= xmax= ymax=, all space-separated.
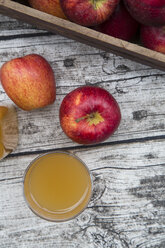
xmin=0 ymin=16 xmax=47 ymax=36
xmin=0 ymin=33 xmax=164 ymax=81
xmin=0 ymin=34 xmax=164 ymax=153
xmin=0 ymin=140 xmax=165 ymax=247
xmin=0 ymin=0 xmax=165 ymax=71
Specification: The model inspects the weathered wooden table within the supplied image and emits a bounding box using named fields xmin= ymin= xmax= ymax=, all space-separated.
xmin=0 ymin=14 xmax=165 ymax=248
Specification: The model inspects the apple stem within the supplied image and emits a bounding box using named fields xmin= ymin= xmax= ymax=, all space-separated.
xmin=75 ymin=113 xmax=96 ymax=123
xmin=75 ymin=114 xmax=89 ymax=123
xmin=93 ymin=0 xmax=96 ymax=9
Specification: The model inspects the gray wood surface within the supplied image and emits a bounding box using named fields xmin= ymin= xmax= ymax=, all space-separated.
xmin=0 ymin=15 xmax=165 ymax=248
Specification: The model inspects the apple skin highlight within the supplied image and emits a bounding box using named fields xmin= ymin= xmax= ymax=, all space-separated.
xmin=60 ymin=86 xmax=121 ymax=145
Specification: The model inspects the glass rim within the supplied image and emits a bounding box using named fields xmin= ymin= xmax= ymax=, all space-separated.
xmin=23 ymin=150 xmax=92 ymax=222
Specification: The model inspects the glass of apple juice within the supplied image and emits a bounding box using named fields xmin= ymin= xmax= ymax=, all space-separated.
xmin=0 ymin=103 xmax=18 ymax=160
xmin=23 ymin=151 xmax=92 ymax=222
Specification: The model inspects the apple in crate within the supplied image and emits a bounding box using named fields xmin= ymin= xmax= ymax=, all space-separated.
xmin=0 ymin=54 xmax=56 ymax=111
xmin=60 ymin=86 xmax=121 ymax=145
xmin=60 ymin=0 xmax=119 ymax=26
xmin=123 ymin=0 xmax=165 ymax=26
xmin=141 ymin=26 xmax=165 ymax=54
xmin=95 ymin=1 xmax=139 ymax=41
xmin=29 ymin=0 xmax=67 ymax=19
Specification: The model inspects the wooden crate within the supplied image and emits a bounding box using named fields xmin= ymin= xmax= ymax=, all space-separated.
xmin=0 ymin=0 xmax=165 ymax=71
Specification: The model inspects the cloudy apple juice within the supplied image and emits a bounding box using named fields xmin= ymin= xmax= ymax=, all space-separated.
xmin=24 ymin=152 xmax=92 ymax=221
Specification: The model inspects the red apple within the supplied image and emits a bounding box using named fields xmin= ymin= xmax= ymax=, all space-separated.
xmin=124 ymin=0 xmax=165 ymax=26
xmin=60 ymin=86 xmax=121 ymax=144
xmin=29 ymin=0 xmax=67 ymax=19
xmin=95 ymin=1 xmax=139 ymax=41
xmin=60 ymin=0 xmax=119 ymax=27
xmin=0 ymin=54 xmax=56 ymax=111
xmin=141 ymin=25 xmax=165 ymax=54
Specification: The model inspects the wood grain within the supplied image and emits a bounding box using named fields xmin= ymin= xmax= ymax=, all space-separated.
xmin=0 ymin=0 xmax=165 ymax=71
xmin=0 ymin=141 xmax=165 ymax=248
